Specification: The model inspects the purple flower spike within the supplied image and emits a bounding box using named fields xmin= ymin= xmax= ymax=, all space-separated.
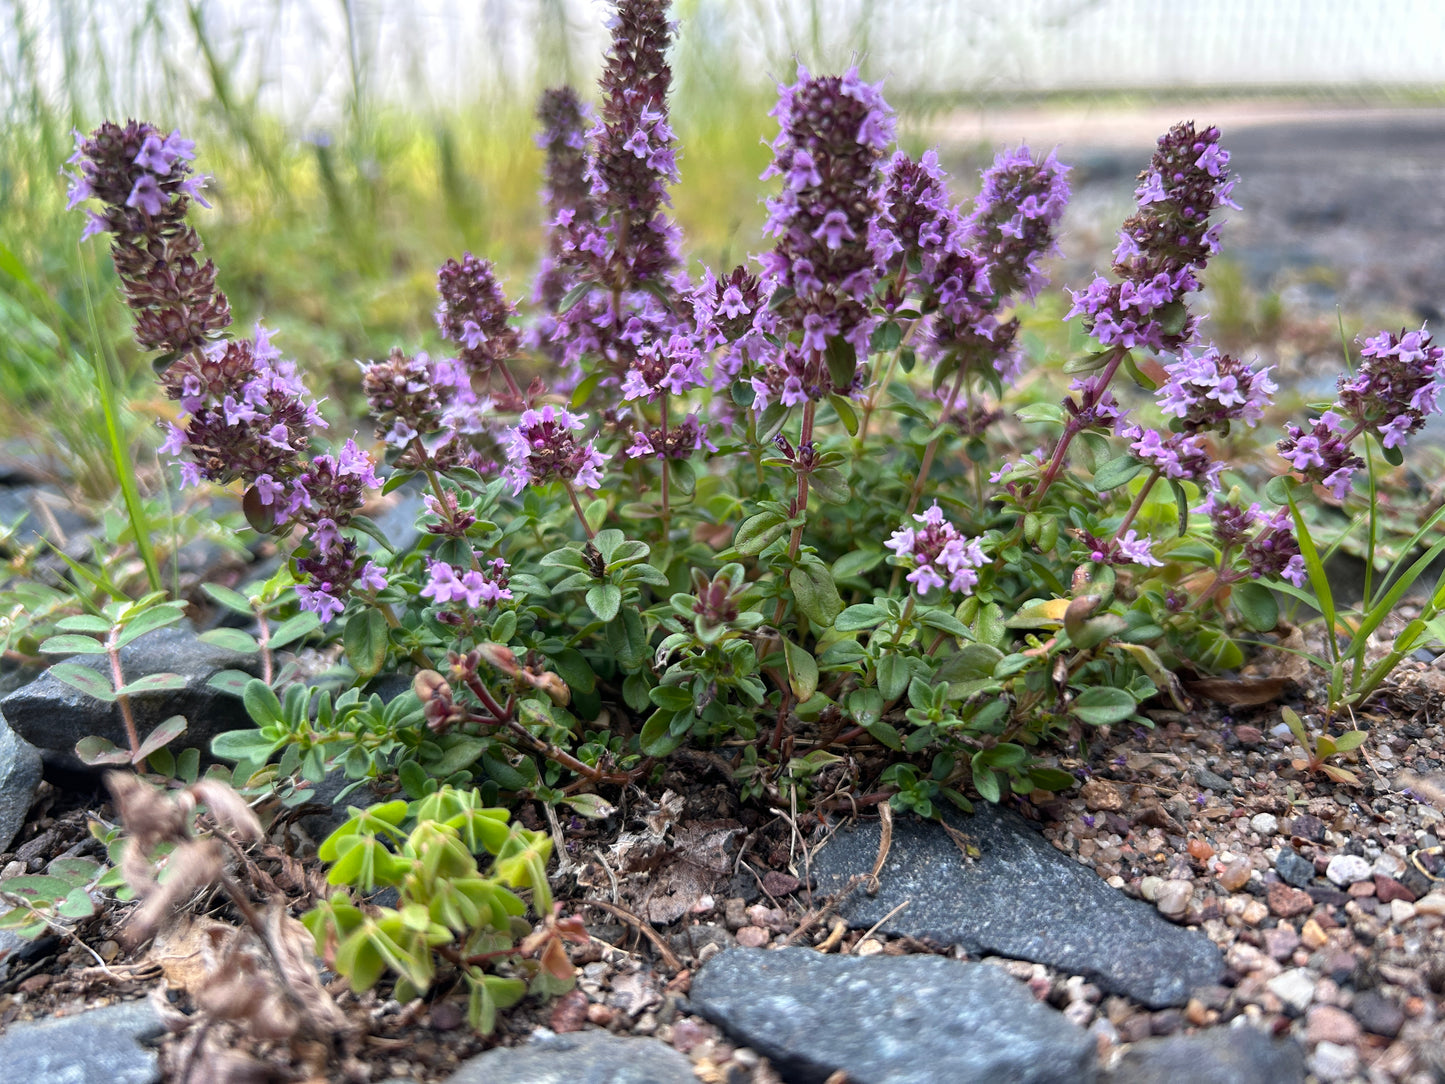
xmin=962 ymin=144 xmax=1071 ymax=303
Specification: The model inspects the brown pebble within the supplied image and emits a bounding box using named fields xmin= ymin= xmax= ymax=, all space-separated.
xmin=735 ymin=925 xmax=770 ymax=948
xmin=1347 ymin=881 xmax=1376 ymax=898
xmin=670 ymin=1017 xmax=711 ymax=1053
xmin=1306 ymin=1004 xmax=1361 ymax=1046
xmin=1268 ymin=882 xmax=1315 ymax=917
xmin=587 ymin=1003 xmax=616 ymax=1026
xmin=1188 ymin=838 xmax=1214 ymax=862
xmin=1218 ymin=859 xmax=1252 ymax=891
xmin=1241 ymin=898 xmax=1270 ymax=926
xmin=1263 ymin=924 xmax=1301 ymax=960
xmin=1375 ymin=876 xmax=1417 ymax=904
xmin=1117 ymin=1014 xmax=1152 ymax=1043
xmin=1082 ymin=779 xmax=1124 ymax=812
xmin=17 ymin=974 xmax=50 ymax=994
xmin=549 ymin=989 xmax=590 ymax=1033
xmin=1184 ymin=998 xmax=1211 ymax=1026
xmin=1234 ymin=725 xmax=1263 ymax=746
xmin=723 ymin=898 xmax=748 ymax=930
xmin=1300 ymin=918 xmax=1329 ymax=949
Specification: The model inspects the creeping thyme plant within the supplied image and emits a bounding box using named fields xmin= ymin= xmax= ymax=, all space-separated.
xmin=58 ymin=0 xmax=1445 ymax=1032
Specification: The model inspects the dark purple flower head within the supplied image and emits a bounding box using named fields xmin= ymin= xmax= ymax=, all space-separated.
xmin=294 ymin=540 xmax=386 ymax=623
xmin=436 ymin=253 xmax=521 ymax=385
xmin=752 ymin=66 xmax=894 ymax=409
xmin=501 ymin=405 xmax=609 ymax=495
xmin=694 ymin=265 xmax=764 ymax=348
xmin=1195 ymin=492 xmax=1306 ymax=587
xmin=621 ymin=331 xmax=707 ymax=402
xmin=1067 ymin=122 xmax=1233 ymax=352
xmin=66 ymin=120 xmax=230 ymax=356
xmin=961 ymin=144 xmax=1071 ymax=302
xmin=1157 ymin=345 xmax=1276 ymax=433
xmin=531 ymin=85 xmax=596 ymax=352
xmin=1339 ymin=326 xmax=1444 ymax=450
xmin=584 ymin=0 xmax=681 ymax=288
xmin=872 ymin=149 xmax=964 ymax=302
xmin=625 ymin=410 xmax=716 ymax=460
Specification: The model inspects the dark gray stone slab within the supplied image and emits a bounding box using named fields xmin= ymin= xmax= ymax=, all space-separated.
xmin=0 ymin=711 xmax=42 ymax=852
xmin=447 ymin=1028 xmax=695 ymax=1083
xmin=1104 ymin=1026 xmax=1306 ymax=1084
xmin=811 ymin=803 xmax=1223 ymax=1008
xmin=0 ymin=999 xmax=164 ymax=1083
xmin=1 ymin=624 xmax=261 ymax=772
xmin=691 ymin=947 xmax=1096 ymax=1084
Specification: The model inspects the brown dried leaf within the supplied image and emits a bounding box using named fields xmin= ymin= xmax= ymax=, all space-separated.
xmin=190 ymin=779 xmax=265 ymax=842
xmin=1183 ymin=675 xmax=1292 ymax=708
xmin=124 ymin=838 xmax=225 ymax=946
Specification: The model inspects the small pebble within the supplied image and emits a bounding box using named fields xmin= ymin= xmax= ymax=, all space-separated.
xmin=1263 ymin=924 xmax=1300 ymax=960
xmin=1351 ymin=990 xmax=1405 ymax=1038
xmin=1156 ymin=880 xmax=1192 ymax=918
xmin=1325 ymin=853 xmax=1372 ymax=886
xmin=1372 ymin=853 xmax=1407 ymax=879
xmin=1267 ymin=882 xmax=1314 ymax=917
xmin=1266 ymin=968 xmax=1316 ymax=1013
xmin=1413 ymin=891 xmax=1445 ymax=915
xmin=1240 ymin=898 xmax=1269 ymax=926
xmin=1306 ymin=1004 xmax=1361 ymax=1045
xmin=1390 ymin=899 xmax=1417 ymax=924
xmin=1291 ymin=813 xmax=1328 ymax=842
xmin=1081 ymin=779 xmax=1124 ymax=812
xmin=1217 ymin=858 xmax=1252 ymax=891
xmin=734 ymin=926 xmax=769 ymax=948
xmin=1309 ymin=1041 xmax=1359 ymax=1082
xmin=1300 ymin=918 xmax=1329 ymax=949
xmin=1275 ymin=849 xmax=1316 ymax=887
xmin=1139 ymin=875 xmax=1163 ymax=902
xmin=1375 ymin=875 xmax=1416 ymax=903
xmin=854 ymin=938 xmax=883 ymax=956
xmin=1250 ymin=812 xmax=1279 ymax=836
xmin=1063 ymin=1001 xmax=1094 ymax=1028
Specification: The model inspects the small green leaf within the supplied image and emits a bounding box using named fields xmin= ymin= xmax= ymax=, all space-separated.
xmin=115 ymin=603 xmax=186 ymax=647
xmin=344 ymin=609 xmax=390 ymax=680
xmin=1332 ymin=730 xmax=1368 ymax=753
xmin=782 ymin=638 xmax=818 ymax=701
xmin=834 ymin=604 xmax=887 ymax=631
xmin=734 ymin=510 xmax=788 ymax=556
xmin=114 ymin=672 xmax=188 ymax=697
xmin=198 ymin=628 xmax=261 ymax=653
xmin=864 ymin=719 xmax=903 ymax=751
xmin=53 ymin=615 xmax=112 ymax=634
xmin=268 ymin=611 xmax=321 ymax=649
xmin=877 ymin=653 xmax=911 ymax=702
xmin=640 ymin=711 xmax=685 ymax=757
xmin=75 ymin=736 xmax=131 ymax=766
xmin=789 ymin=562 xmax=843 ymax=627
xmin=649 ymin=685 xmax=695 ymax=711
xmin=1231 ymin=580 xmax=1279 ymax=632
xmin=242 ymin=678 xmax=285 ymax=727
xmin=208 ymin=669 xmax=256 ymax=697
xmin=49 ymin=663 xmax=117 ymax=701
xmin=1070 ymin=686 xmax=1138 ymax=726
xmin=586 ymin=584 xmax=622 ymax=622
xmin=39 ymin=634 xmax=108 ymax=655
xmin=1092 ymin=455 xmax=1144 ymax=492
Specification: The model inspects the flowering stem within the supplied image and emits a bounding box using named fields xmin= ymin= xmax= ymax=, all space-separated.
xmin=564 ymin=481 xmax=596 ymax=541
xmin=887 ymin=594 xmax=917 ymax=653
xmin=857 ymin=309 xmax=921 ymax=443
xmin=771 ymin=399 xmax=817 ymax=627
xmin=252 ymin=602 xmax=273 ymax=685
xmin=1195 ymin=546 xmax=1238 ymax=611
xmin=901 ymin=361 xmax=969 ymax=521
xmin=1114 ymin=468 xmax=1161 ymax=539
xmin=659 ymin=392 xmax=671 ymax=538
xmin=1030 ymin=345 xmax=1127 ymax=510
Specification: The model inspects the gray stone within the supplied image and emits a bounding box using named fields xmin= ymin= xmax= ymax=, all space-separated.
xmin=1351 ymin=990 xmax=1405 ymax=1038
xmin=1274 ymin=848 xmax=1316 ymax=888
xmin=0 ymin=485 xmax=94 ymax=559
xmin=1105 ymin=1025 xmax=1305 ymax=1084
xmin=691 ymin=947 xmax=1096 ymax=1084
xmin=1193 ymin=767 xmax=1233 ymax=794
xmin=0 ymin=998 xmax=164 ymax=1083
xmin=810 ymin=803 xmax=1223 ymax=1008
xmin=447 ymin=1028 xmax=694 ymax=1083
xmin=1 ymin=624 xmax=261 ymax=772
xmin=0 ymin=711 xmax=42 ymax=852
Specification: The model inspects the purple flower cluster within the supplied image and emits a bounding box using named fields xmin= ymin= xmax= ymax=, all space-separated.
xmin=1086 ymin=529 xmax=1163 ymax=568
xmin=871 ymin=150 xmax=962 ymax=300
xmin=625 ymin=412 xmax=715 ymax=460
xmin=1273 ymin=333 xmax=1439 ymax=555
xmin=961 ymin=145 xmax=1071 ymax=304
xmin=157 ymin=326 xmax=385 ymax=621
xmin=884 ymin=503 xmax=989 ymax=595
xmin=1157 ymin=345 xmax=1277 ymax=433
xmin=620 ymin=332 xmax=707 ymax=403
xmin=501 ymin=406 xmax=609 ymax=495
xmin=361 ymin=348 xmax=500 ymax=472
xmin=530 ymin=87 xmax=595 ymax=371
xmin=1196 ymin=492 xmax=1306 ymax=587
xmin=420 ymin=557 xmax=513 ymax=610
xmin=435 ymin=253 xmax=523 ymax=399
xmin=65 ymin=121 xmax=229 ymax=356
xmin=1120 ymin=425 xmax=1224 ymax=488
xmin=750 ymin=66 xmax=893 ymax=410
xmin=1066 ymin=123 xmax=1236 ymax=352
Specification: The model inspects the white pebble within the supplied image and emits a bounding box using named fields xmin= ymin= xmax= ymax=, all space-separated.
xmin=1250 ymin=813 xmax=1279 ymax=836
xmin=1372 ymin=852 xmax=1406 ymax=879
xmin=1413 ymin=891 xmax=1445 ymax=916
xmin=1266 ymin=968 xmax=1316 ymax=1013
xmin=1325 ymin=853 xmax=1372 ymax=886
xmin=1310 ymin=1041 xmax=1359 ymax=1082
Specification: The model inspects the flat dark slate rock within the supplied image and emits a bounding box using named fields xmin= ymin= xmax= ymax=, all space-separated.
xmin=0 ymin=713 xmax=42 ymax=853
xmin=0 ymin=999 xmax=164 ymax=1084
xmin=446 ymin=1028 xmax=695 ymax=1083
xmin=1 ymin=624 xmax=260 ymax=772
xmin=690 ymin=946 xmax=1096 ymax=1084
xmin=810 ymin=803 xmax=1223 ymax=1008
xmin=1104 ymin=1026 xmax=1306 ymax=1084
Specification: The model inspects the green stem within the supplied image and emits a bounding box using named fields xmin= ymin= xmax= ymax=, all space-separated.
xmin=1114 ymin=469 xmax=1161 ymax=539
xmin=771 ymin=399 xmax=817 ymax=627
xmin=1029 ymin=345 xmax=1127 ymax=511
xmin=659 ymin=392 xmax=671 ymax=539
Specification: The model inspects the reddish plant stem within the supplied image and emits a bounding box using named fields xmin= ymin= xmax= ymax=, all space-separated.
xmin=1029 ymin=345 xmax=1127 ymax=510
xmin=1113 ymin=468 xmax=1162 ymax=539
xmin=564 ymin=481 xmax=596 ymax=541
xmin=659 ymin=392 xmax=671 ymax=538
xmin=106 ymin=628 xmax=141 ymax=757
